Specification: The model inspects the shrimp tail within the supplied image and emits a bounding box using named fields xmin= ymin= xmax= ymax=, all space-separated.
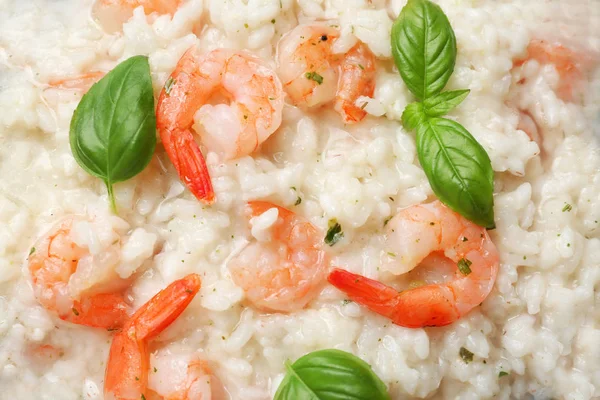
xmin=129 ymin=273 xmax=201 ymax=341
xmin=104 ymin=274 xmax=201 ymax=400
xmin=162 ymin=128 xmax=215 ymax=204
xmin=328 ymin=268 xmax=401 ymax=317
xmin=69 ymin=293 xmax=128 ymax=330
xmin=104 ymin=329 xmax=149 ymax=400
xmin=328 ymin=268 xmax=461 ymax=328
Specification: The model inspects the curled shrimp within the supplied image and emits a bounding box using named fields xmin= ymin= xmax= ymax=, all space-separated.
xmin=277 ymin=23 xmax=376 ymax=124
xmin=156 ymin=47 xmax=284 ymax=204
xmin=229 ymin=202 xmax=328 ymax=312
xmin=150 ymin=351 xmax=227 ymax=400
xmin=328 ymin=201 xmax=499 ymax=328
xmin=514 ymin=39 xmax=594 ymax=102
xmin=93 ymin=0 xmax=182 ymax=33
xmin=104 ymin=274 xmax=206 ymax=400
xmin=28 ymin=218 xmax=130 ymax=330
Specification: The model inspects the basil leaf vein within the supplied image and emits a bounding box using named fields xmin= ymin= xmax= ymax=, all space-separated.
xmin=416 ymin=118 xmax=495 ymax=228
xmin=391 ymin=0 xmax=456 ymax=100
xmin=274 ymin=349 xmax=390 ymax=400
xmin=69 ymin=55 xmax=157 ymax=213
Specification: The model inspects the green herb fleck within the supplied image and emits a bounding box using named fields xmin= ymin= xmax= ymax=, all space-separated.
xmin=387 ymin=252 xmax=396 ymax=258
xmin=271 ymin=19 xmax=276 ymax=24
xmin=29 ymin=247 xmax=36 ymax=256
xmin=562 ymin=203 xmax=572 ymax=212
xmin=305 ymin=71 xmax=324 ymax=85
xmin=358 ymin=64 xmax=365 ymax=70
xmin=384 ymin=216 xmax=392 ymax=226
xmin=342 ymin=299 xmax=353 ymax=305
xmin=244 ymin=23 xmax=249 ymax=28
xmin=72 ymin=308 xmax=80 ymax=316
xmin=295 ymin=197 xmax=302 ymax=206
xmin=457 ymin=258 xmax=472 ymax=275
xmin=499 ymin=371 xmax=509 ymax=378
xmin=141 ymin=395 xmax=146 ymax=400
xmin=164 ymin=77 xmax=176 ymax=95
xmin=154 ymin=367 xmax=158 ymax=373
xmin=325 ymin=219 xmax=343 ymax=246
xmin=459 ymin=347 xmax=474 ymax=363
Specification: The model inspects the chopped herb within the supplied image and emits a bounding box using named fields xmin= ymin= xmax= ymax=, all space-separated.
xmin=430 ymin=222 xmax=435 ymax=226
xmin=457 ymin=258 xmax=472 ymax=275
xmin=291 ymin=186 xmax=297 ymax=191
xmin=141 ymin=395 xmax=146 ymax=400
xmin=567 ymin=243 xmax=571 ymax=247
xmin=387 ymin=252 xmax=396 ymax=257
xmin=462 ymin=237 xmax=468 ymax=242
xmin=271 ymin=19 xmax=276 ymax=24
xmin=164 ymin=77 xmax=175 ymax=95
xmin=153 ymin=367 xmax=158 ymax=373
xmin=29 ymin=247 xmax=36 ymax=256
xmin=523 ymin=256 xmax=527 ymax=260
xmin=383 ymin=216 xmax=392 ymax=226
xmin=295 ymin=197 xmax=302 ymax=206
xmin=342 ymin=299 xmax=352 ymax=305
xmin=135 ymin=376 xmax=139 ymax=381
xmin=107 ymin=327 xmax=118 ymax=332
xmin=72 ymin=308 xmax=80 ymax=316
xmin=324 ymin=219 xmax=343 ymax=246
xmin=499 ymin=371 xmax=509 ymax=377
xmin=185 ymin=289 xmax=193 ymax=294
xmin=562 ymin=203 xmax=572 ymax=212
xmin=360 ymin=102 xmax=368 ymax=110
xmin=243 ymin=115 xmax=248 ymax=119
xmin=305 ymin=71 xmax=324 ymax=85
xmin=221 ymin=336 xmax=226 ymax=340
xmin=244 ymin=23 xmax=249 ymax=28
xmin=358 ymin=64 xmax=365 ymax=70
xmin=459 ymin=347 xmax=474 ymax=363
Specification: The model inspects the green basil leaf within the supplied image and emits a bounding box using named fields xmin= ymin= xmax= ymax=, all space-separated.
xmin=417 ymin=118 xmax=495 ymax=228
xmin=391 ymin=0 xmax=457 ymax=100
xmin=274 ymin=349 xmax=390 ymax=400
xmin=401 ymin=102 xmax=426 ymax=131
xmin=422 ymin=89 xmax=470 ymax=117
xmin=69 ymin=55 xmax=156 ymax=213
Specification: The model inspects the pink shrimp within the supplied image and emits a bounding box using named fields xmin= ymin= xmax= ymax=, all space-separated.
xmin=328 ymin=201 xmax=499 ymax=328
xmin=156 ymin=47 xmax=284 ymax=204
xmin=277 ymin=24 xmax=376 ymax=124
xmin=93 ymin=0 xmax=182 ymax=33
xmin=28 ymin=218 xmax=129 ymax=330
xmin=514 ymin=39 xmax=593 ymax=102
xmin=103 ymin=274 xmax=214 ymax=400
xmin=229 ymin=202 xmax=329 ymax=312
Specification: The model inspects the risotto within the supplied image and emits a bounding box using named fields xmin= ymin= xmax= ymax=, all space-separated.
xmin=0 ymin=0 xmax=599 ymax=399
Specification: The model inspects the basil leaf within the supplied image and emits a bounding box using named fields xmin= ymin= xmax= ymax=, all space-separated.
xmin=417 ymin=118 xmax=495 ymax=228
xmin=401 ymin=102 xmax=426 ymax=131
xmin=391 ymin=0 xmax=457 ymax=100
xmin=422 ymin=89 xmax=470 ymax=117
xmin=274 ymin=349 xmax=390 ymax=400
xmin=69 ymin=55 xmax=157 ymax=213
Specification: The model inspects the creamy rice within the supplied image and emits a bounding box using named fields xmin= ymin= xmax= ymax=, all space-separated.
xmin=0 ymin=0 xmax=599 ymax=399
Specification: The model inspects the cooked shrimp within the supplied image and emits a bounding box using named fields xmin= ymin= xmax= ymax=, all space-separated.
xmin=328 ymin=201 xmax=499 ymax=328
xmin=150 ymin=351 xmax=227 ymax=400
xmin=229 ymin=201 xmax=328 ymax=312
xmin=514 ymin=39 xmax=594 ymax=102
xmin=93 ymin=0 xmax=182 ymax=33
xmin=277 ymin=24 xmax=376 ymax=123
xmin=28 ymin=218 xmax=129 ymax=330
xmin=156 ymin=47 xmax=284 ymax=204
xmin=517 ymin=109 xmax=542 ymax=149
xmin=104 ymin=274 xmax=204 ymax=400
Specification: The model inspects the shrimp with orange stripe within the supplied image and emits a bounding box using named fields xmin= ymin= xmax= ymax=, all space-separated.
xmin=28 ymin=217 xmax=133 ymax=330
xmin=328 ymin=200 xmax=499 ymax=328
xmin=93 ymin=0 xmax=183 ymax=33
xmin=229 ymin=201 xmax=329 ymax=312
xmin=277 ymin=23 xmax=377 ymax=124
xmin=156 ymin=48 xmax=285 ymax=204
xmin=104 ymin=273 xmax=225 ymax=400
